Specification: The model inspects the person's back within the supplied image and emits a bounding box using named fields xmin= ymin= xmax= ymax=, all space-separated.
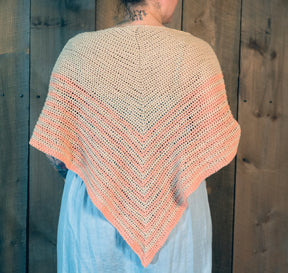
xmin=29 ymin=0 xmax=241 ymax=272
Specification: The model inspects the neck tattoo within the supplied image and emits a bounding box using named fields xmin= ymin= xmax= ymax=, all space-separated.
xmin=129 ymin=9 xmax=147 ymax=21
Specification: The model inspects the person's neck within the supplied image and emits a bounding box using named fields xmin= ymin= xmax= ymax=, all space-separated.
xmin=117 ymin=6 xmax=164 ymax=27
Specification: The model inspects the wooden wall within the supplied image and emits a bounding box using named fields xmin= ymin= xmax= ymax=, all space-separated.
xmin=29 ymin=1 xmax=95 ymax=272
xmin=0 ymin=0 xmax=30 ymax=272
xmin=234 ymin=0 xmax=288 ymax=272
xmin=0 ymin=0 xmax=287 ymax=272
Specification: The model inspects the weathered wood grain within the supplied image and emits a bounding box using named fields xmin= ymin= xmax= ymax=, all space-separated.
xmin=234 ymin=0 xmax=288 ymax=272
xmin=0 ymin=0 xmax=30 ymax=272
xmin=29 ymin=1 xmax=95 ymax=272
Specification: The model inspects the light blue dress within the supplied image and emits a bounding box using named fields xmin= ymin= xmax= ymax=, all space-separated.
xmin=57 ymin=169 xmax=212 ymax=273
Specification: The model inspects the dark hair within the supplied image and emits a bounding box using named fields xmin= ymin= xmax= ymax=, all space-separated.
xmin=121 ymin=0 xmax=146 ymax=8
xmin=121 ymin=0 xmax=146 ymax=9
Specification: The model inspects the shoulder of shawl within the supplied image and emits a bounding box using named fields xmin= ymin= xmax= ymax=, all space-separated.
xmin=184 ymin=35 xmax=223 ymax=80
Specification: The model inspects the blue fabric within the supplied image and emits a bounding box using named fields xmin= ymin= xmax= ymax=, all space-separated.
xmin=57 ymin=169 xmax=212 ymax=273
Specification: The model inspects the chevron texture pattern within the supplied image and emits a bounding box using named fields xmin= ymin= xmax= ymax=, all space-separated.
xmin=29 ymin=25 xmax=241 ymax=267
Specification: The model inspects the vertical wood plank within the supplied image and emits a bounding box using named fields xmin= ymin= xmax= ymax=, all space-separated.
xmin=0 ymin=0 xmax=30 ymax=272
xmin=29 ymin=1 xmax=95 ymax=272
xmin=234 ymin=0 xmax=288 ymax=272
xmin=183 ymin=1 xmax=241 ymax=272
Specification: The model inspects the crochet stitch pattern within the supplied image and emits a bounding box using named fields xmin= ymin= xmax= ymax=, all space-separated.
xmin=29 ymin=25 xmax=241 ymax=268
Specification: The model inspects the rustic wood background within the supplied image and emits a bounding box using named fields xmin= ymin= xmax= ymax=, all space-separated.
xmin=0 ymin=0 xmax=287 ymax=272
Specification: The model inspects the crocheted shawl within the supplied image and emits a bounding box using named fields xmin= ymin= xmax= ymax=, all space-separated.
xmin=29 ymin=25 xmax=241 ymax=267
